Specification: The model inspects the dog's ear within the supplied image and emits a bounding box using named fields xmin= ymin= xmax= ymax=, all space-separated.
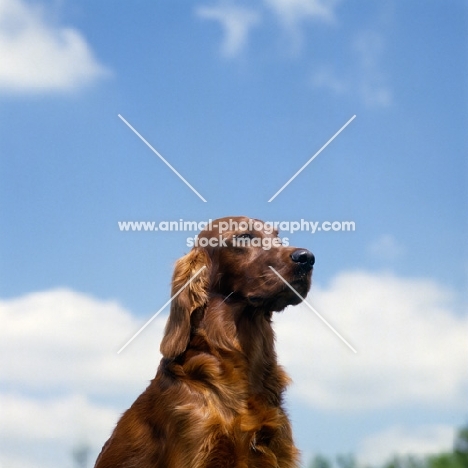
xmin=160 ymin=248 xmax=211 ymax=359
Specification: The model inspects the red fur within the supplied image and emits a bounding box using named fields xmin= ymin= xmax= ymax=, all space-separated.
xmin=95 ymin=217 xmax=314 ymax=468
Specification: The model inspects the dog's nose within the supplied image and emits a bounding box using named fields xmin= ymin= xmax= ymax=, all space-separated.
xmin=291 ymin=249 xmax=315 ymax=269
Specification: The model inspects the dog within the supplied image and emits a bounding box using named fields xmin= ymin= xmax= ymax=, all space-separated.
xmin=94 ymin=216 xmax=314 ymax=468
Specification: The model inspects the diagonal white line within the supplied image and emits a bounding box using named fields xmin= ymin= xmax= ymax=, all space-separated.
xmin=117 ymin=266 xmax=207 ymax=354
xmin=268 ymin=114 xmax=356 ymax=202
xmin=269 ymin=266 xmax=357 ymax=353
xmin=118 ymin=114 xmax=207 ymax=202
xmin=220 ymin=291 xmax=234 ymax=304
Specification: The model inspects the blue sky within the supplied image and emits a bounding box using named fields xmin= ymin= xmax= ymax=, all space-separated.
xmin=0 ymin=1 xmax=467 ymax=467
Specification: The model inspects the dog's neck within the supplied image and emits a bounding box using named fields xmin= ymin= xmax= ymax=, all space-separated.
xmin=190 ymin=295 xmax=284 ymax=399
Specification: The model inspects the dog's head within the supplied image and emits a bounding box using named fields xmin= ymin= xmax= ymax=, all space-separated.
xmin=160 ymin=216 xmax=314 ymax=358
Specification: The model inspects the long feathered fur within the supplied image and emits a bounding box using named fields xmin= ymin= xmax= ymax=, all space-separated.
xmin=94 ymin=216 xmax=314 ymax=468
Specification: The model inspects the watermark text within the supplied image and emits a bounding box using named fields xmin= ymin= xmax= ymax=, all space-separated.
xmin=117 ymin=218 xmax=356 ymax=240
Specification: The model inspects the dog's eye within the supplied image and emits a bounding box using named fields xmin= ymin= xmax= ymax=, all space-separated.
xmin=236 ymin=233 xmax=253 ymax=239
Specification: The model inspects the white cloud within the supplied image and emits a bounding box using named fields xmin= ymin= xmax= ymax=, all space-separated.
xmin=0 ymin=393 xmax=116 ymax=442
xmin=0 ymin=393 xmax=118 ymax=468
xmin=311 ymin=30 xmax=392 ymax=108
xmin=275 ymin=271 xmax=468 ymax=410
xmin=0 ymin=0 xmax=110 ymax=93
xmin=358 ymin=424 xmax=456 ymax=465
xmin=0 ymin=288 xmax=164 ymax=395
xmin=196 ymin=0 xmax=340 ymax=57
xmin=264 ymin=0 xmax=339 ymax=52
xmin=264 ymin=0 xmax=338 ymax=28
xmin=352 ymin=30 xmax=392 ymax=107
xmin=196 ymin=3 xmax=261 ymax=57
xmin=368 ymin=234 xmax=405 ymax=261
xmin=310 ymin=65 xmax=348 ymax=94
xmin=0 ymin=453 xmax=39 ymax=468
xmin=0 ymin=288 xmax=165 ymax=468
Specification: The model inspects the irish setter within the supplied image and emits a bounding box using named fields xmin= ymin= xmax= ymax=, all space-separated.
xmin=95 ymin=216 xmax=314 ymax=468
